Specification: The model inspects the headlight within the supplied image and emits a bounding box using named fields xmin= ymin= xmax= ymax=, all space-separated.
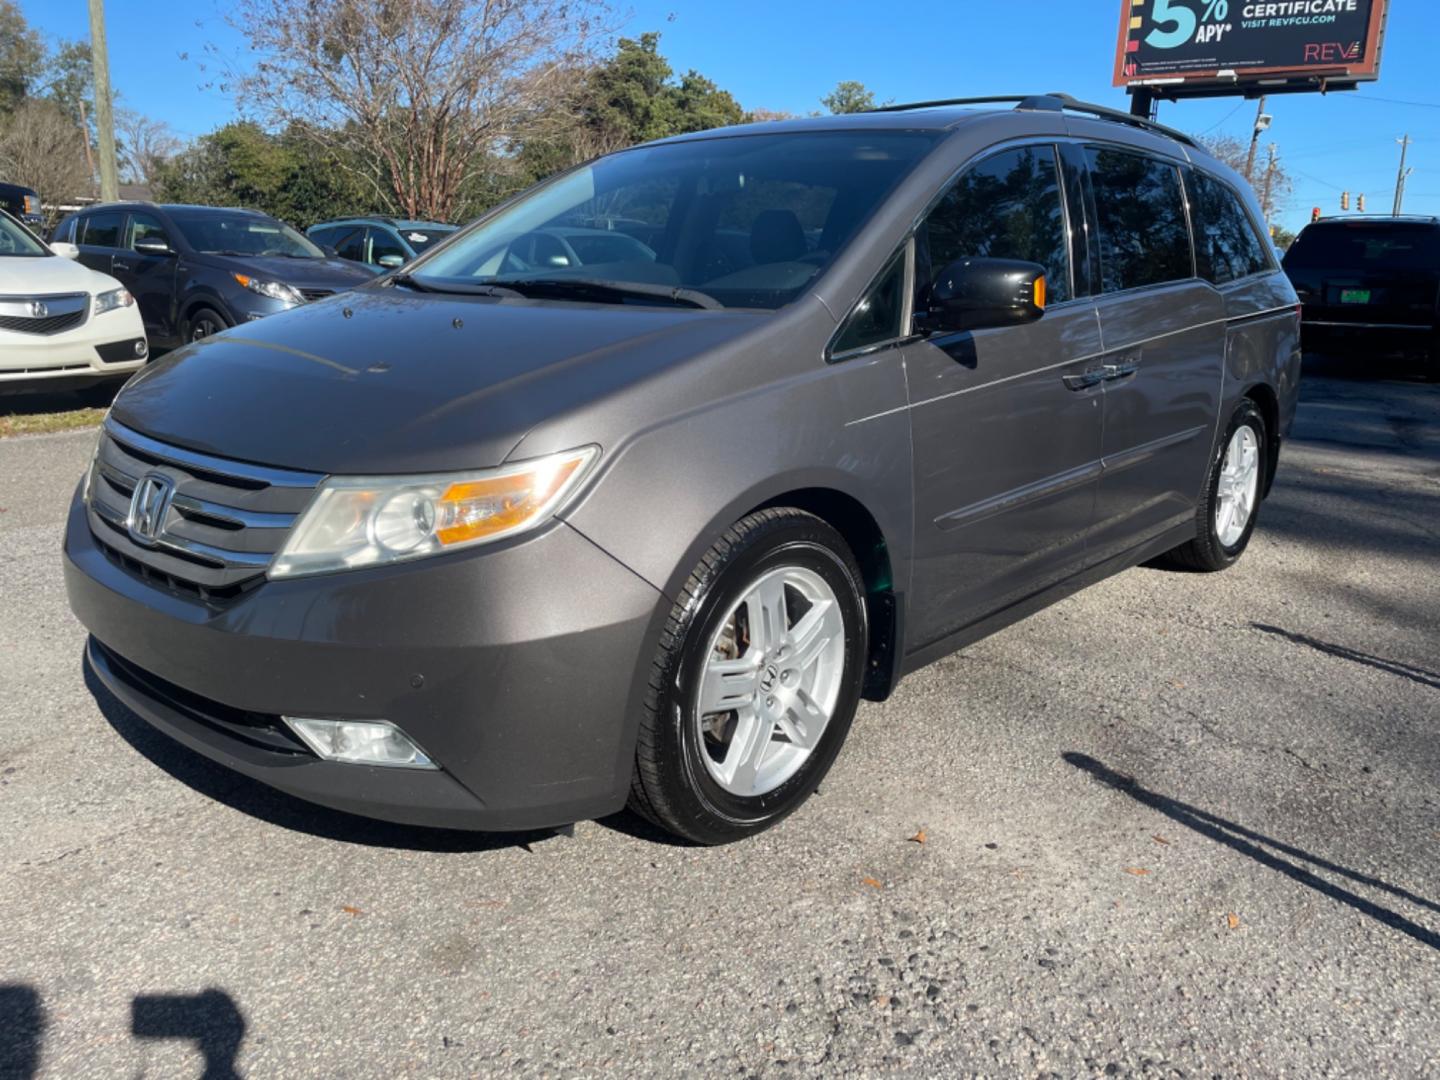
xmin=93 ymin=288 xmax=134 ymax=316
xmin=269 ymin=446 xmax=598 ymax=578
xmin=232 ymin=273 xmax=303 ymax=306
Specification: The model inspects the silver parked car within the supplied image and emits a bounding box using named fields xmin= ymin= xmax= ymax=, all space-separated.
xmin=65 ymin=94 xmax=1301 ymax=844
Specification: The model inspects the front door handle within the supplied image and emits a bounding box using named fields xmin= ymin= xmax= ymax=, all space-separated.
xmin=1102 ymin=361 xmax=1138 ymax=381
xmin=113 ymin=260 xmax=134 ymax=273
xmin=1062 ymin=368 xmax=1106 ymax=391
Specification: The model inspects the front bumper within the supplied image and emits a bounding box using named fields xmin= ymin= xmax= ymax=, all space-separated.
xmin=64 ymin=488 xmax=662 ymax=830
xmin=0 ymin=306 xmax=148 ymax=384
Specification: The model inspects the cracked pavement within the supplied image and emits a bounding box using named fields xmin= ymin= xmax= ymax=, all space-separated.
xmin=2 ymin=358 xmax=1437 ymax=1077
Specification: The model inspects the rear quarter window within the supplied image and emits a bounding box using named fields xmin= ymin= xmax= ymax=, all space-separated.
xmin=1186 ymin=169 xmax=1272 ymax=284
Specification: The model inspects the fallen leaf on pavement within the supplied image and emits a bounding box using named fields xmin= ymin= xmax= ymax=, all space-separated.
xmin=1123 ymin=867 xmax=1151 ymax=877
xmin=1227 ymin=912 xmax=1241 ymax=930
xmin=861 ymin=876 xmax=883 ymax=889
xmin=341 ymin=905 xmax=364 ymax=916
xmin=1152 ymin=835 xmax=1171 ymax=846
xmin=907 ymin=829 xmax=926 ymax=845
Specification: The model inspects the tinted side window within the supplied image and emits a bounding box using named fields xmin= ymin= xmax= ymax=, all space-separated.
xmin=81 ymin=211 xmax=125 ymax=248
xmin=128 ymin=212 xmax=171 ymax=250
xmin=369 ymin=228 xmax=408 ymax=265
xmin=333 ymin=228 xmax=366 ymax=262
xmin=53 ymin=216 xmax=77 ymax=243
xmin=1085 ymin=148 xmax=1191 ymax=292
xmin=1187 ymin=169 xmax=1271 ymax=284
xmin=832 ymin=250 xmax=905 ymax=355
xmin=309 ymin=226 xmax=338 ymax=248
xmin=918 ymin=145 xmax=1071 ymax=304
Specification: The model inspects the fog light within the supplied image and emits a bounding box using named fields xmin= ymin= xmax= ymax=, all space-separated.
xmin=134 ymin=339 xmax=148 ymax=358
xmin=282 ymin=717 xmax=436 ymax=768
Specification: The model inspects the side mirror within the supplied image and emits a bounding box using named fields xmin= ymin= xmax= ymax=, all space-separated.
xmin=377 ymin=253 xmax=405 ymax=269
xmin=50 ymin=241 xmax=80 ymax=260
xmin=921 ymin=257 xmax=1048 ymax=334
xmin=134 ymin=236 xmax=174 ymax=257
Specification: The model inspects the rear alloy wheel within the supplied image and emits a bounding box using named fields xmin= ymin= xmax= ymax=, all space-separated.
xmin=185 ymin=306 xmax=229 ymax=343
xmin=628 ymin=508 xmax=867 ymax=844
xmin=1156 ymin=400 xmax=1268 ymax=572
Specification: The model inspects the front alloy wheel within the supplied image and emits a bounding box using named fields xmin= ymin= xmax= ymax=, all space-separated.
xmin=629 ymin=508 xmax=867 ymax=844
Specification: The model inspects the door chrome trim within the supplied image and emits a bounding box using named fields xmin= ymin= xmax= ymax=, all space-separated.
xmin=934 ymin=458 xmax=1103 ymax=532
xmin=1100 ymin=425 xmax=1207 ymax=476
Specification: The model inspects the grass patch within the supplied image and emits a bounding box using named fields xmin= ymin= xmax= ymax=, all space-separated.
xmin=0 ymin=406 xmax=107 ymax=438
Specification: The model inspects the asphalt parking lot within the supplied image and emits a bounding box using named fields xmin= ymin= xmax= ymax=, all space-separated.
xmin=2 ymin=358 xmax=1437 ymax=1078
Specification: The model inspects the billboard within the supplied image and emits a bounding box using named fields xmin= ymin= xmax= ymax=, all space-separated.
xmin=1114 ymin=0 xmax=1388 ymax=98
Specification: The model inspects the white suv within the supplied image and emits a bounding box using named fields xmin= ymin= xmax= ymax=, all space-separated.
xmin=0 ymin=210 xmax=147 ymax=394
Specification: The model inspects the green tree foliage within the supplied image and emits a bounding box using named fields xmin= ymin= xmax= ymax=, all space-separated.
xmin=153 ymin=121 xmax=373 ymax=226
xmin=43 ymin=40 xmax=94 ymax=128
xmin=513 ymin=33 xmax=745 ymax=195
xmin=821 ymin=81 xmax=876 ymax=115
xmin=0 ymin=0 xmax=44 ymax=117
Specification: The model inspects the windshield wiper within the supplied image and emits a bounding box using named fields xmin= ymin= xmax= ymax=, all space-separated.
xmin=388 ymin=272 xmax=522 ymax=298
xmin=500 ymin=278 xmax=722 ymax=310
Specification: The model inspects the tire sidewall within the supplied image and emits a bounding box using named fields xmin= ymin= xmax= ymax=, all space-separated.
xmin=662 ymin=524 xmax=867 ymax=840
xmin=1204 ymin=401 xmax=1267 ymax=564
xmin=186 ymin=307 xmax=228 ymax=342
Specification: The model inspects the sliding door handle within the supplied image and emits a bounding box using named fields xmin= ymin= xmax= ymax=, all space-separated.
xmin=1102 ymin=361 xmax=1138 ymax=381
xmin=1062 ymin=368 xmax=1106 ymax=390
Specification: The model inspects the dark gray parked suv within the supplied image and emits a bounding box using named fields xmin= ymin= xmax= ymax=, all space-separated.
xmin=64 ymin=95 xmax=1301 ymax=844
xmin=51 ymin=203 xmax=376 ymax=347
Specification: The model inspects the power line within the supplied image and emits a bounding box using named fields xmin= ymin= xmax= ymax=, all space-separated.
xmin=1337 ymin=94 xmax=1440 ymax=110
xmin=1195 ymin=99 xmax=1247 ymax=136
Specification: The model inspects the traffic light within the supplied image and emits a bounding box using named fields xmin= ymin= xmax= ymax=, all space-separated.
xmin=1341 ymin=191 xmax=1350 ymax=211
xmin=1357 ymin=194 xmax=1366 ymax=212
xmin=1312 ymin=207 xmax=1321 ymax=223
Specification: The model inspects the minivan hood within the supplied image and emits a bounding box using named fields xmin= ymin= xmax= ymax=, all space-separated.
xmin=112 ymin=287 xmax=766 ymax=474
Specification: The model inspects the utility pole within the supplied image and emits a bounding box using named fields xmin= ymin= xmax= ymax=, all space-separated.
xmin=1245 ymin=96 xmax=1270 ymax=184
xmin=87 ymin=0 xmax=118 ymax=203
xmin=1260 ymin=144 xmax=1279 ymax=223
xmin=1392 ymin=134 xmax=1412 ymax=217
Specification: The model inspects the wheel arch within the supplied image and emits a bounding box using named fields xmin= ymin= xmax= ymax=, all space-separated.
xmin=750 ymin=486 xmax=903 ymax=702
xmin=1241 ymin=381 xmax=1281 ymax=498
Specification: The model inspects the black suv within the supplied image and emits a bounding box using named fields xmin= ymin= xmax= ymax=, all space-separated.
xmin=0 ymin=181 xmax=43 ymax=229
xmin=50 ymin=203 xmax=377 ymax=347
xmin=1283 ymin=215 xmax=1440 ymax=379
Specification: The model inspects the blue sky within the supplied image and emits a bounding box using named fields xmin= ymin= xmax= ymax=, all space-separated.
xmin=19 ymin=1 xmax=1440 ymax=233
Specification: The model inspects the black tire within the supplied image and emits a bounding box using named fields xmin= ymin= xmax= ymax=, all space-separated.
xmin=183 ymin=306 xmax=230 ymax=343
xmin=628 ymin=508 xmax=868 ymax=845
xmin=1156 ymin=399 xmax=1268 ymax=573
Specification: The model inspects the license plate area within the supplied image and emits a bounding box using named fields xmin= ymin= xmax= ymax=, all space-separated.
xmin=1339 ymin=288 xmax=1372 ymax=304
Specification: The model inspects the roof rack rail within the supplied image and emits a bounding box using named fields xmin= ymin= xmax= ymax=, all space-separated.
xmin=1314 ymin=213 xmax=1439 ymax=223
xmin=870 ymin=92 xmax=1198 ymax=149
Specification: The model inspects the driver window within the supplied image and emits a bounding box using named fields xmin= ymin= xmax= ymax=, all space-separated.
xmin=369 ymin=228 xmax=408 ymax=266
xmin=128 ymin=212 xmax=170 ymax=250
xmin=333 ymin=228 xmax=366 ymax=262
xmin=917 ymin=145 xmax=1071 ymax=306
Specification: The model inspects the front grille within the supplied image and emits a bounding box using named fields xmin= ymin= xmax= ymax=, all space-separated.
xmin=87 ymin=420 xmax=323 ymax=595
xmin=0 ymin=292 xmax=90 ymax=336
xmin=299 ymin=288 xmax=334 ymax=303
xmin=0 ymin=309 xmax=87 ymax=335
xmin=94 ymin=639 xmax=310 ymax=756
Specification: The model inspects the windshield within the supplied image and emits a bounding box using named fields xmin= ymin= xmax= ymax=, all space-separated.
xmin=1285 ymin=224 xmax=1440 ymax=272
xmin=169 ymin=211 xmax=325 ymax=258
xmin=0 ymin=213 xmax=48 ymax=257
xmin=409 ymin=131 xmax=939 ymax=309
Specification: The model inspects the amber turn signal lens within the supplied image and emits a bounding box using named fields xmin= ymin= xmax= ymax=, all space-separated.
xmin=1033 ymin=274 xmax=1046 ymax=311
xmin=435 ymin=455 xmax=588 ymax=546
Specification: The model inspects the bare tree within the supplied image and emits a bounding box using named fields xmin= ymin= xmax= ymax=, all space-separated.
xmin=227 ymin=0 xmax=611 ymax=221
xmin=0 ymin=99 xmax=94 ymax=225
xmin=116 ymin=108 xmax=182 ymax=187
xmin=1198 ymin=134 xmax=1292 ymax=222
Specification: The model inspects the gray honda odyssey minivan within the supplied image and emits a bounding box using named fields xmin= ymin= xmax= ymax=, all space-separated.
xmin=65 ymin=95 xmax=1301 ymax=844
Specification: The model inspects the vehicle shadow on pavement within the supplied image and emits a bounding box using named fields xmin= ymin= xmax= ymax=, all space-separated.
xmin=0 ymin=984 xmax=44 ymax=1080
xmin=132 ymin=988 xmax=245 ymax=1080
xmin=1251 ymin=623 xmax=1440 ymax=691
xmin=1062 ymin=752 xmax=1440 ymax=950
xmin=85 ymin=661 xmax=563 ymax=854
